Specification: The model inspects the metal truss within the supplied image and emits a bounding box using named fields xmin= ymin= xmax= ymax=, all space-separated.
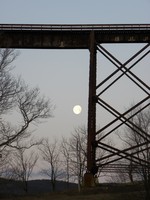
xmin=0 ymin=23 xmax=149 ymax=185
xmin=87 ymin=32 xmax=150 ymax=178
xmin=100 ymin=164 xmax=148 ymax=174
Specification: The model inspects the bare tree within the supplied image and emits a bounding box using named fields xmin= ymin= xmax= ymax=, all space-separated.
xmin=0 ymin=148 xmax=11 ymax=178
xmin=0 ymin=82 xmax=53 ymax=149
xmin=0 ymin=49 xmax=54 ymax=150
xmin=68 ymin=126 xmax=87 ymax=191
xmin=61 ymin=137 xmax=71 ymax=189
xmin=39 ymin=138 xmax=63 ymax=191
xmin=0 ymin=49 xmax=20 ymax=114
xmin=122 ymin=106 xmax=150 ymax=199
xmin=61 ymin=125 xmax=111 ymax=190
xmin=0 ymin=49 xmax=54 ymax=185
xmin=9 ymin=145 xmax=38 ymax=193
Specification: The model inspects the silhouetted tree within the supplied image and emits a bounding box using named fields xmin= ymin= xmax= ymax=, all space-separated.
xmin=61 ymin=125 xmax=112 ymax=190
xmin=61 ymin=137 xmax=71 ymax=189
xmin=0 ymin=49 xmax=54 ymax=184
xmin=122 ymin=106 xmax=150 ymax=200
xmin=0 ymin=49 xmax=20 ymax=115
xmin=0 ymin=49 xmax=54 ymax=149
xmin=69 ymin=126 xmax=87 ymax=191
xmin=9 ymin=144 xmax=38 ymax=193
xmin=39 ymin=138 xmax=63 ymax=191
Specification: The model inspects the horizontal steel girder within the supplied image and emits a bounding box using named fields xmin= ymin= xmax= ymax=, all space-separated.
xmin=0 ymin=24 xmax=150 ymax=49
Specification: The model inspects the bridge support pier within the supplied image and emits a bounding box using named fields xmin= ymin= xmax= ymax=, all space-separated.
xmin=84 ymin=173 xmax=95 ymax=187
xmin=84 ymin=31 xmax=97 ymax=187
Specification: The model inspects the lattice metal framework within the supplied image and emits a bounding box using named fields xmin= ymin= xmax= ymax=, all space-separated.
xmin=0 ymin=24 xmax=149 ymax=185
xmin=87 ymin=33 xmax=150 ymax=184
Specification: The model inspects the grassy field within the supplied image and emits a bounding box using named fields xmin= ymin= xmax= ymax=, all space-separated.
xmin=0 ymin=182 xmax=146 ymax=200
xmin=0 ymin=191 xmax=145 ymax=200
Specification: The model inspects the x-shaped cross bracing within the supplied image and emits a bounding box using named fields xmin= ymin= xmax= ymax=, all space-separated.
xmin=88 ymin=40 xmax=150 ymax=175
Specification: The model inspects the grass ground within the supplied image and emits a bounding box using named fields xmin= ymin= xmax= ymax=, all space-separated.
xmin=0 ymin=191 xmax=145 ymax=200
xmin=0 ymin=182 xmax=146 ymax=200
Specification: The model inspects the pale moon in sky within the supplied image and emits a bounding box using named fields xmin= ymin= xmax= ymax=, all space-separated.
xmin=73 ymin=105 xmax=82 ymax=115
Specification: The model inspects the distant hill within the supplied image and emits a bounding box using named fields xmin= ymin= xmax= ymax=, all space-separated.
xmin=0 ymin=178 xmax=77 ymax=196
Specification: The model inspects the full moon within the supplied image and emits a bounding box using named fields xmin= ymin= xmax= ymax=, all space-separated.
xmin=73 ymin=105 xmax=82 ymax=115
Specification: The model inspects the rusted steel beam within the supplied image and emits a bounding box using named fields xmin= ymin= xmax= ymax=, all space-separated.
xmin=0 ymin=23 xmax=149 ymax=31
xmin=96 ymin=44 xmax=150 ymax=94
xmin=97 ymin=142 xmax=150 ymax=166
xmin=96 ymin=97 xmax=150 ymax=141
xmin=87 ymin=31 xmax=97 ymax=175
xmin=100 ymin=163 xmax=150 ymax=173
xmin=96 ymin=141 xmax=150 ymax=164
xmin=0 ymin=24 xmax=149 ymax=49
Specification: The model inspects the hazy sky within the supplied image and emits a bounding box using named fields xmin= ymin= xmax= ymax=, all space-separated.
xmin=0 ymin=0 xmax=149 ymax=140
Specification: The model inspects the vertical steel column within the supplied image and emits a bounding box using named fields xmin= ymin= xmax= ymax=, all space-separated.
xmin=84 ymin=31 xmax=97 ymax=186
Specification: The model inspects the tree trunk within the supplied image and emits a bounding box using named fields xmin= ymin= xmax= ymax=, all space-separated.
xmin=51 ymin=179 xmax=56 ymax=192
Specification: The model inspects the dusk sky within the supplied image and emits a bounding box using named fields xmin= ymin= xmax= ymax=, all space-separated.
xmin=0 ymin=0 xmax=149 ymax=140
